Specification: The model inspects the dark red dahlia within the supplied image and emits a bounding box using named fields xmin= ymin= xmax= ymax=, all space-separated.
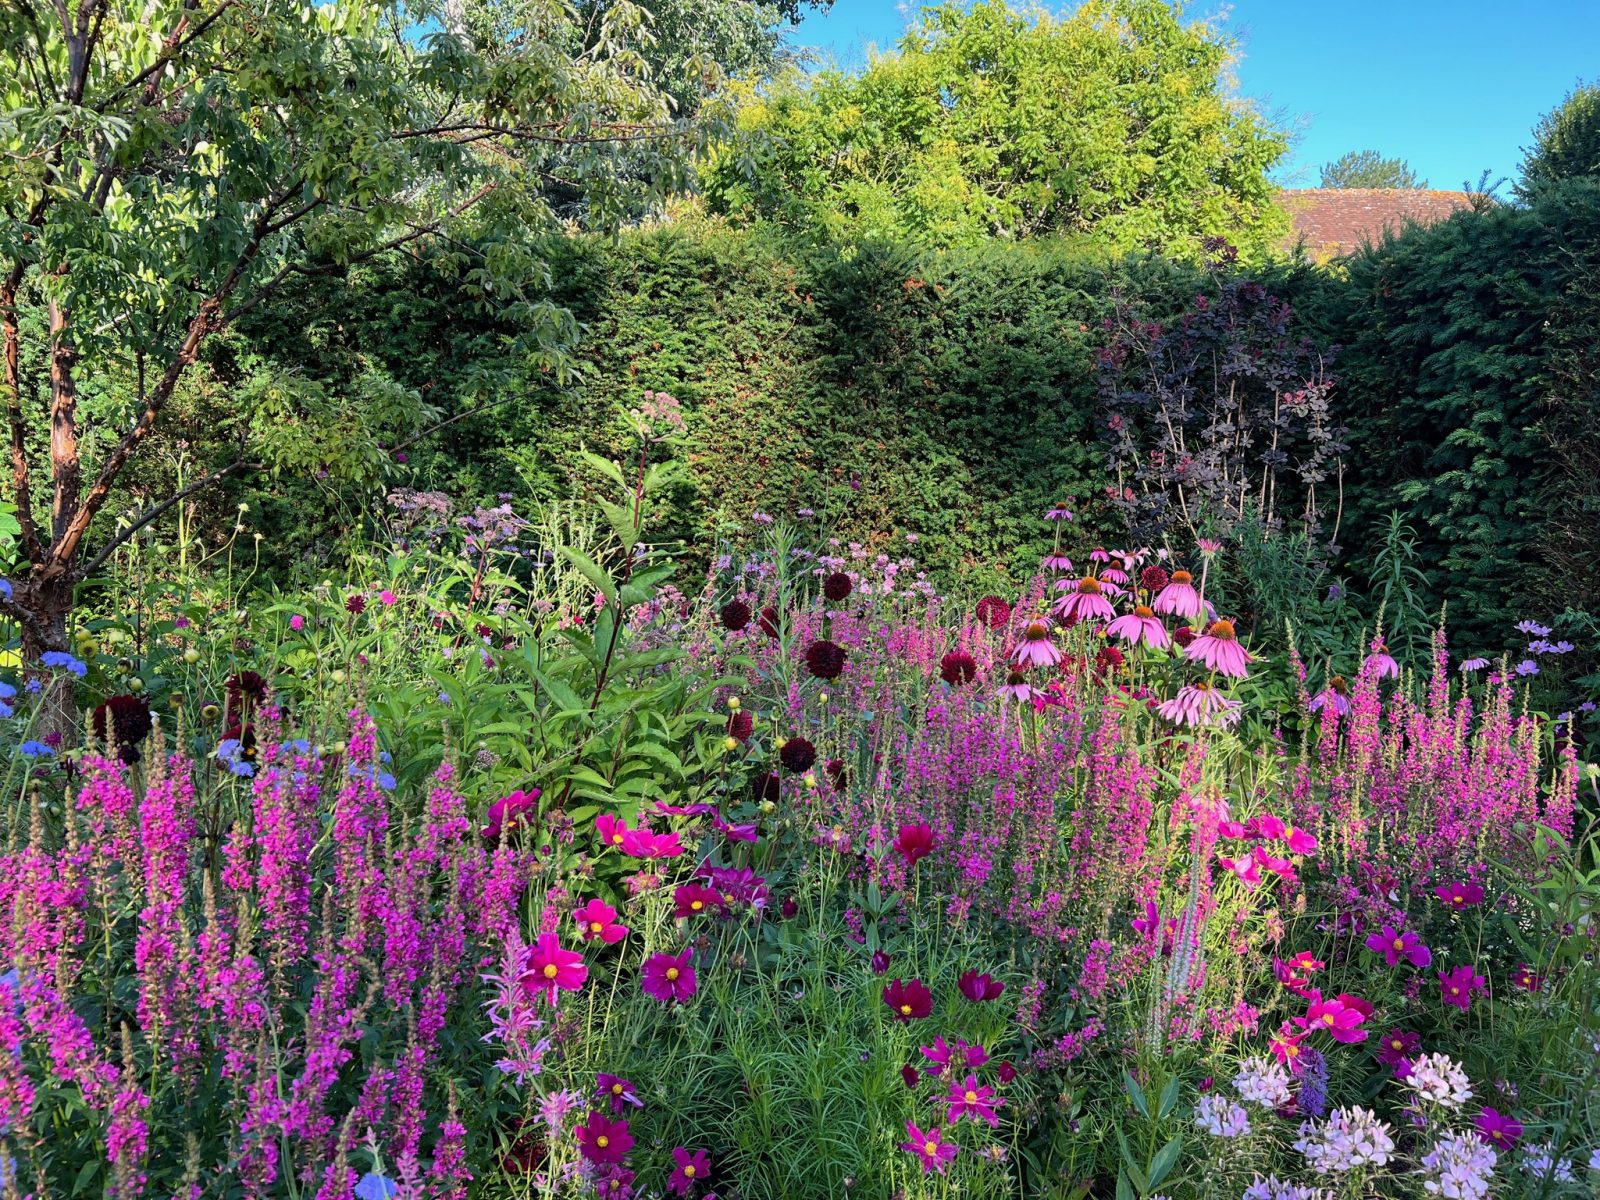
xmin=1139 ymin=565 xmax=1171 ymax=592
xmin=720 ymin=600 xmax=752 ymax=632
xmin=752 ymin=772 xmax=782 ymax=805
xmin=975 ymin=596 xmax=1011 ymax=630
xmin=779 ymin=736 xmax=816 ymax=773
xmin=758 ymin=606 xmax=781 ymax=639
xmin=727 ymin=710 xmax=753 ymax=741
xmin=345 ymin=593 xmax=367 ymax=615
xmin=822 ymin=572 xmax=853 ymax=602
xmin=939 ymin=650 xmax=977 ymax=686
xmin=1172 ymin=626 xmax=1197 ymax=648
xmin=1094 ymin=645 xmax=1124 ymax=674
xmin=225 ymin=671 xmax=270 ymax=720
xmin=825 ymin=758 xmax=847 ymax=788
xmin=803 ymin=639 xmax=847 ymax=680
xmin=89 ymin=694 xmax=153 ymax=764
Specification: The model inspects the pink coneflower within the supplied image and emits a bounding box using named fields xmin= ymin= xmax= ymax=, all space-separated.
xmin=944 ymin=1074 xmax=1004 ymax=1126
xmin=1052 ymin=577 xmax=1115 ymax=623
xmin=900 ymin=1120 xmax=958 ymax=1174
xmin=1458 ymin=656 xmax=1489 ymax=673
xmin=882 ymin=978 xmax=933 ymax=1021
xmin=574 ymin=899 xmax=629 ymax=945
xmin=668 ymin=1146 xmax=711 ymax=1195
xmin=483 ymin=788 xmax=542 ymax=838
xmin=576 ymin=1112 xmax=633 ymax=1165
xmin=1184 ymin=619 xmax=1253 ymax=677
xmin=957 ymin=969 xmax=1004 ymax=1002
xmin=1105 ymin=604 xmax=1170 ymax=650
xmin=521 ymin=933 xmax=588 ymax=1005
xmin=1196 ymin=538 xmax=1223 ymax=557
xmin=1364 ymin=639 xmax=1399 ymax=679
xmin=1040 ymin=553 xmax=1074 ymax=573
xmin=673 ymin=884 xmax=722 ymax=919
xmin=1365 ymin=925 xmax=1432 ymax=969
xmin=642 ymin=948 xmax=697 ymax=1003
xmin=996 ymin=669 xmax=1038 ymax=704
xmin=1433 ymin=881 xmax=1486 ymax=908
xmin=1044 ymin=503 xmax=1074 ymax=521
xmin=894 ymin=823 xmax=935 ymax=866
xmin=1155 ymin=681 xmax=1241 ymax=728
xmin=1152 ymin=569 xmax=1203 ymax=618
xmin=1375 ymin=1028 xmax=1421 ymax=1069
xmin=1308 ymin=675 xmax=1351 ymax=716
xmin=1475 ymin=1107 xmax=1522 ymax=1148
xmin=1010 ymin=618 xmax=1062 ymax=669
xmin=1438 ymin=964 xmax=1486 ymax=1011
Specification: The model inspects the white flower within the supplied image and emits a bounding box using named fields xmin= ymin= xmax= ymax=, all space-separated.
xmin=1195 ymin=1094 xmax=1251 ymax=1138
xmin=1405 ymin=1052 xmax=1473 ymax=1109
xmin=1294 ymin=1107 xmax=1395 ymax=1173
xmin=1419 ymin=1132 xmax=1497 ymax=1200
xmin=1233 ymin=1055 xmax=1293 ymax=1109
xmin=1242 ymin=1176 xmax=1333 ymax=1200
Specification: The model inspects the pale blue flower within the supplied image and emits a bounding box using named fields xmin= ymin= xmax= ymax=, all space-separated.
xmin=19 ymin=741 xmax=53 ymax=757
xmin=39 ymin=651 xmax=87 ymax=677
xmin=354 ymin=1174 xmax=398 ymax=1200
xmin=215 ymin=739 xmax=255 ymax=777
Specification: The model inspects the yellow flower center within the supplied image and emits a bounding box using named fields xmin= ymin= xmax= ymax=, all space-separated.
xmin=964 ymin=1091 xmax=978 ymax=1103
xmin=1392 ymin=938 xmax=1404 ymax=950
xmin=690 ymin=900 xmax=703 ymax=911
xmin=1322 ymin=1014 xmax=1335 ymax=1025
xmin=924 ymin=1141 xmax=939 ymax=1155
xmin=596 ymin=1135 xmax=609 ymax=1149
xmin=611 ymin=833 xmax=624 ymax=844
xmin=1450 ymin=986 xmax=1460 ymax=994
xmin=612 ymin=1083 xmax=624 ymax=1094
xmin=590 ymin=921 xmax=604 ymax=933
xmin=684 ymin=1166 xmax=696 ymax=1178
xmin=1491 ymin=1131 xmax=1502 ymax=1139
xmin=1392 ymin=1040 xmax=1404 ymax=1051
xmin=666 ymin=967 xmax=680 ymax=981
xmin=1452 ymin=895 xmax=1464 ymax=904
xmin=543 ymin=964 xmax=559 ymax=979
xmin=900 ymin=1004 xmax=913 ymax=1015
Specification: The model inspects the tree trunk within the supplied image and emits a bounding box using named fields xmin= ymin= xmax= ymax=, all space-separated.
xmin=15 ymin=575 xmax=77 ymax=742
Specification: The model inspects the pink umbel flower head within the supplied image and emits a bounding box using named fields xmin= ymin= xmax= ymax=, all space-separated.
xmin=1438 ymin=964 xmax=1487 ymax=1010
xmin=1184 ymin=619 xmax=1254 ymax=678
xmin=900 ymin=1120 xmax=958 ymax=1174
xmin=1156 ymin=681 xmax=1241 ymax=728
xmin=1105 ymin=605 xmax=1170 ymax=650
xmin=668 ymin=1146 xmax=711 ymax=1195
xmin=574 ymin=899 xmax=629 ymax=945
xmin=1011 ymin=617 xmax=1062 ymax=669
xmin=642 ymin=947 xmax=697 ymax=1003
xmin=1364 ymin=925 xmax=1432 ymax=969
xmin=521 ymin=932 xmax=587 ymax=1005
xmin=1052 ymin=577 xmax=1116 ymax=624
xmin=1152 ymin=569 xmax=1203 ymax=618
xmin=576 ymin=1111 xmax=633 ymax=1165
xmin=945 ymin=1074 xmax=1004 ymax=1126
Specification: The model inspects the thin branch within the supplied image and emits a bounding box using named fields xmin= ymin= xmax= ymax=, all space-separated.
xmin=80 ymin=458 xmax=261 ymax=577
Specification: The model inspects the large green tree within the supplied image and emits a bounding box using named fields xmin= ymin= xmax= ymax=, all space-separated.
xmin=1319 ymin=149 xmax=1424 ymax=189
xmin=1519 ymin=80 xmax=1600 ymax=196
xmin=702 ymin=0 xmax=1289 ymax=256
xmin=0 ymin=0 xmax=699 ymax=707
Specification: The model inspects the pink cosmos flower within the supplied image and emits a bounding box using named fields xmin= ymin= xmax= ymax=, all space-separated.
xmin=484 ymin=788 xmax=542 ymax=838
xmin=1184 ymin=619 xmax=1253 ymax=678
xmin=1273 ymin=953 xmax=1324 ymax=997
xmin=1052 ymin=577 xmax=1116 ymax=623
xmin=883 ymin=978 xmax=933 ymax=1021
xmin=1269 ymin=1023 xmax=1308 ymax=1072
xmin=1475 ymin=1107 xmax=1522 ymax=1148
xmin=944 ymin=1074 xmax=1004 ymax=1126
xmin=1513 ymin=964 xmax=1543 ymax=992
xmin=957 ymin=969 xmax=1004 ymax=1002
xmin=1155 ymin=681 xmax=1241 ymax=728
xmin=1010 ymin=617 xmax=1062 ymax=669
xmin=673 ymin=884 xmax=722 ymax=918
xmin=920 ymin=1036 xmax=956 ymax=1077
xmin=1105 ymin=605 xmax=1170 ymax=650
xmin=894 ymin=823 xmax=935 ymax=866
xmin=1375 ymin=1028 xmax=1421 ymax=1069
xmin=668 ymin=1146 xmax=711 ymax=1195
xmin=1250 ymin=815 xmax=1317 ymax=855
xmin=596 ymin=813 xmax=632 ymax=849
xmin=521 ymin=932 xmax=588 ymax=1005
xmin=1152 ymin=569 xmax=1203 ymax=618
xmin=1439 ymin=964 xmax=1486 ymax=1010
xmin=1365 ymin=925 xmax=1432 ymax=969
xmin=595 ymin=1073 xmax=641 ymax=1114
xmin=1433 ymin=881 xmax=1485 ymax=908
xmin=642 ymin=948 xmax=697 ymax=1003
xmin=621 ymin=828 xmax=684 ymax=859
xmin=900 ymin=1120 xmax=958 ymax=1174
xmin=576 ymin=1112 xmax=633 ymax=1165
xmin=574 ymin=899 xmax=629 ymax=945
xmin=1217 ymin=853 xmax=1262 ymax=886
xmin=1295 ymin=989 xmax=1369 ymax=1043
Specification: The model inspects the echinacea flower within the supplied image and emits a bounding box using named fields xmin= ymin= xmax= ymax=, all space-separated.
xmin=668 ymin=1146 xmax=711 ymax=1195
xmin=1152 ymin=569 xmax=1203 ymax=618
xmin=594 ymin=1073 xmax=642 ymax=1114
xmin=900 ymin=1120 xmax=958 ymax=1174
xmin=882 ymin=978 xmax=932 ymax=1021
xmin=1052 ymin=577 xmax=1115 ymax=623
xmin=1308 ymin=675 xmax=1351 ymax=717
xmin=957 ymin=969 xmax=1004 ymax=1002
xmin=1184 ymin=619 xmax=1253 ymax=678
xmin=575 ymin=899 xmax=629 ymax=944
xmin=1458 ymin=656 xmax=1489 ymax=673
xmin=1439 ymin=964 xmax=1486 ymax=1011
xmin=1156 ymin=681 xmax=1241 ymax=728
xmin=1365 ymin=925 xmax=1433 ymax=969
xmin=1375 ymin=1028 xmax=1421 ymax=1069
xmin=576 ymin=1112 xmax=633 ymax=1165
xmin=894 ymin=822 xmax=935 ymax=866
xmin=642 ymin=948 xmax=697 ymax=1003
xmin=1476 ymin=1107 xmax=1522 ymax=1148
xmin=944 ymin=1074 xmax=1003 ymax=1126
xmin=1105 ymin=605 xmax=1170 ymax=650
xmin=522 ymin=933 xmax=588 ymax=1005
xmin=484 ymin=788 xmax=541 ymax=838
xmin=1010 ymin=618 xmax=1061 ymax=669
xmin=1040 ymin=552 xmax=1074 ymax=573
xmin=1364 ymin=640 xmax=1399 ymax=679
xmin=1434 ymin=881 xmax=1485 ymax=909
xmin=996 ymin=669 xmax=1037 ymax=704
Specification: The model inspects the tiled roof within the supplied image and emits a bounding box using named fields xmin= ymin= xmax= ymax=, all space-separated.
xmin=1279 ymin=188 xmax=1475 ymax=260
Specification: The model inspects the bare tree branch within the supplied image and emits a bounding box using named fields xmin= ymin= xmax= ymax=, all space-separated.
xmin=80 ymin=458 xmax=262 ymax=577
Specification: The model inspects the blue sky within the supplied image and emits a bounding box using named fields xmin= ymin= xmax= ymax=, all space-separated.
xmin=793 ymin=1 xmax=1600 ymax=190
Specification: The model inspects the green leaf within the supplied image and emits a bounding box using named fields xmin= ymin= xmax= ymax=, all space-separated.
xmin=561 ymin=547 xmax=618 ymax=610
xmin=1124 ymin=1071 xmax=1150 ymax=1119
xmin=1147 ymin=1135 xmax=1183 ymax=1189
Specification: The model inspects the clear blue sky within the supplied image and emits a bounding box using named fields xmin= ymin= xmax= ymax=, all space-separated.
xmin=793 ymin=1 xmax=1600 ymax=190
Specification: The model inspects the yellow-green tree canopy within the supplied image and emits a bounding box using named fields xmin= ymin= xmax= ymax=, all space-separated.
xmin=704 ymin=0 xmax=1290 ymax=257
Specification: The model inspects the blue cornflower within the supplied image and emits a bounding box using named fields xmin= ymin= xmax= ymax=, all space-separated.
xmin=0 ymin=703 xmax=12 ymax=720
xmin=19 ymin=741 xmax=53 ymax=757
xmin=347 ymin=761 xmax=396 ymax=790
xmin=354 ymin=1175 xmax=398 ymax=1200
xmin=215 ymin=739 xmax=255 ymax=778
xmin=39 ymin=651 xmax=87 ymax=677
xmin=24 ymin=679 xmax=41 ymax=694
xmin=0 ymin=681 xmax=15 ymax=701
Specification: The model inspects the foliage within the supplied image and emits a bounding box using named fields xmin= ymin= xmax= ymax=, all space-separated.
xmin=1518 ymin=80 xmax=1600 ymax=196
xmin=702 ymin=0 xmax=1290 ymax=257
xmin=1318 ymin=149 xmax=1425 ymax=189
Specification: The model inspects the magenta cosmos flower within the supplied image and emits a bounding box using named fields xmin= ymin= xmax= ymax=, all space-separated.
xmin=642 ymin=948 xmax=697 ymax=1003
xmin=1475 ymin=1107 xmax=1522 ymax=1148
xmin=620 ymin=827 xmax=684 ymax=859
xmin=945 ymin=1074 xmax=1004 ymax=1127
xmin=883 ymin=978 xmax=933 ymax=1021
xmin=673 ymin=883 xmax=722 ymax=919
xmin=1434 ymin=880 xmax=1486 ymax=908
xmin=576 ymin=1112 xmax=633 ymax=1165
xmin=1156 ymin=681 xmax=1241 ymax=728
xmin=483 ymin=788 xmax=541 ymax=838
xmin=574 ymin=899 xmax=629 ymax=945
xmin=596 ymin=813 xmax=632 ymax=850
xmin=1439 ymin=964 xmax=1486 ymax=1010
xmin=668 ymin=1147 xmax=711 ymax=1195
xmin=1184 ymin=619 xmax=1253 ymax=678
xmin=522 ymin=932 xmax=587 ymax=1005
xmin=957 ymin=969 xmax=1004 ymax=1002
xmin=1152 ymin=569 xmax=1203 ymax=619
xmin=1105 ymin=605 xmax=1170 ymax=650
xmin=1052 ymin=576 xmax=1115 ymax=623
xmin=1364 ymin=925 xmax=1432 ymax=969
xmin=1375 ymin=1028 xmax=1421 ymax=1069
xmin=1010 ymin=617 xmax=1062 ymax=669
xmin=900 ymin=1120 xmax=958 ymax=1174
xmin=595 ymin=1073 xmax=642 ymax=1114
xmin=1295 ymin=989 xmax=1370 ymax=1043
xmin=894 ymin=822 xmax=936 ymax=866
